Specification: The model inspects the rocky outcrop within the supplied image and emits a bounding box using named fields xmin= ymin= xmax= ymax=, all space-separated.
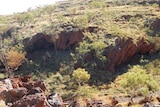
xmin=0 ymin=76 xmax=64 ymax=107
xmin=24 ymin=33 xmax=54 ymax=52
xmin=56 ymin=30 xmax=83 ymax=50
xmin=23 ymin=26 xmax=157 ymax=72
xmin=24 ymin=30 xmax=83 ymax=52
xmin=105 ymin=37 xmax=154 ymax=72
xmin=0 ymin=78 xmax=13 ymax=100
xmin=11 ymin=93 xmax=49 ymax=107
xmin=24 ymin=26 xmax=99 ymax=52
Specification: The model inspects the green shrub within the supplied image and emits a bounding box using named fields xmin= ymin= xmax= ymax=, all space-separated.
xmin=75 ymin=40 xmax=91 ymax=64
xmin=73 ymin=16 xmax=88 ymax=28
xmin=76 ymin=85 xmax=98 ymax=98
xmin=14 ymin=12 xmax=34 ymax=25
xmin=151 ymin=37 xmax=160 ymax=51
xmin=89 ymin=0 xmax=106 ymax=9
xmin=136 ymin=86 xmax=150 ymax=96
xmin=109 ymin=24 xmax=128 ymax=37
xmin=91 ymin=41 xmax=107 ymax=66
xmin=144 ymin=59 xmax=160 ymax=75
xmin=72 ymin=68 xmax=90 ymax=86
xmin=152 ymin=3 xmax=159 ymax=9
xmin=45 ymin=73 xmax=64 ymax=93
xmin=0 ymin=73 xmax=6 ymax=79
xmin=115 ymin=65 xmax=158 ymax=96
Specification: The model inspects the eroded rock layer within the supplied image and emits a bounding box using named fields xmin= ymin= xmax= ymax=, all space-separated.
xmin=105 ymin=37 xmax=154 ymax=71
xmin=24 ymin=29 xmax=157 ymax=72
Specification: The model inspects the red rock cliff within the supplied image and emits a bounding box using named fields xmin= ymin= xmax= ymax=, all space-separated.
xmin=105 ymin=37 xmax=154 ymax=72
xmin=56 ymin=30 xmax=83 ymax=50
xmin=24 ymin=29 xmax=156 ymax=72
xmin=24 ymin=30 xmax=83 ymax=51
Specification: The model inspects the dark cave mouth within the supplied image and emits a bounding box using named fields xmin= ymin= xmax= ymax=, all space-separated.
xmin=27 ymin=38 xmax=55 ymax=53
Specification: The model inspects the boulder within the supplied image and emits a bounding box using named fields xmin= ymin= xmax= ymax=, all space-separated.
xmin=0 ymin=76 xmax=50 ymax=107
xmin=10 ymin=76 xmax=46 ymax=93
xmin=11 ymin=93 xmax=50 ymax=107
xmin=0 ymin=78 xmax=13 ymax=100
xmin=5 ymin=87 xmax=28 ymax=103
xmin=0 ymin=75 xmax=68 ymax=107
xmin=47 ymin=93 xmax=64 ymax=107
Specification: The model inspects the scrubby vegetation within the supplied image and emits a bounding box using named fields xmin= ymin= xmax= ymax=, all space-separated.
xmin=0 ymin=0 xmax=160 ymax=106
xmin=113 ymin=65 xmax=158 ymax=96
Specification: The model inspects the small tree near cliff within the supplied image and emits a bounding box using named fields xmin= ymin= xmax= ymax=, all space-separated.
xmin=75 ymin=41 xmax=90 ymax=65
xmin=0 ymin=49 xmax=25 ymax=77
xmin=0 ymin=29 xmax=25 ymax=77
xmin=72 ymin=68 xmax=90 ymax=87
xmin=7 ymin=50 xmax=25 ymax=70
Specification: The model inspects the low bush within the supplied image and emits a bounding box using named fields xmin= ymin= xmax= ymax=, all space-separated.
xmin=76 ymin=85 xmax=98 ymax=98
xmin=114 ymin=65 xmax=158 ymax=96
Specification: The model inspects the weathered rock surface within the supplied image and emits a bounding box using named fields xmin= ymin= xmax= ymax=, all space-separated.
xmin=56 ymin=30 xmax=83 ymax=50
xmin=105 ymin=37 xmax=154 ymax=72
xmin=0 ymin=76 xmax=64 ymax=107
xmin=24 ymin=30 xmax=83 ymax=52
xmin=6 ymin=87 xmax=28 ymax=103
xmin=24 ymin=33 xmax=54 ymax=52
xmin=47 ymin=93 xmax=64 ymax=107
xmin=24 ymin=26 xmax=98 ymax=52
xmin=0 ymin=78 xmax=13 ymax=100
xmin=23 ymin=27 xmax=158 ymax=72
xmin=11 ymin=93 xmax=49 ymax=107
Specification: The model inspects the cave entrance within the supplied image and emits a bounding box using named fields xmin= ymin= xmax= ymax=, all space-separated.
xmin=26 ymin=37 xmax=55 ymax=63
xmin=31 ymin=38 xmax=55 ymax=52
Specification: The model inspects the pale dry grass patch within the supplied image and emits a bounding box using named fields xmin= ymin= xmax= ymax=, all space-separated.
xmin=0 ymin=100 xmax=7 ymax=107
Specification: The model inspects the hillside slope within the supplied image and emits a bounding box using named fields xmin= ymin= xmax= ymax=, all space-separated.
xmin=0 ymin=0 xmax=160 ymax=106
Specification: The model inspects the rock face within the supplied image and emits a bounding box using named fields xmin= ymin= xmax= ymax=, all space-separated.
xmin=24 ymin=30 xmax=83 ymax=52
xmin=56 ymin=30 xmax=83 ymax=50
xmin=24 ymin=27 xmax=156 ymax=72
xmin=24 ymin=33 xmax=54 ymax=52
xmin=24 ymin=26 xmax=98 ymax=52
xmin=11 ymin=93 xmax=49 ymax=107
xmin=105 ymin=37 xmax=154 ymax=72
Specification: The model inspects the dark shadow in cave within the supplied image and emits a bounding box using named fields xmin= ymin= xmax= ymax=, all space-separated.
xmin=27 ymin=38 xmax=55 ymax=53
xmin=18 ymin=38 xmax=72 ymax=77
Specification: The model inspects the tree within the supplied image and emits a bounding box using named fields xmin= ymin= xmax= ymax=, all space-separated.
xmin=75 ymin=41 xmax=90 ymax=65
xmin=0 ymin=50 xmax=25 ymax=77
xmin=7 ymin=50 xmax=25 ymax=70
xmin=91 ymin=41 xmax=107 ymax=68
xmin=0 ymin=36 xmax=25 ymax=77
xmin=72 ymin=68 xmax=90 ymax=87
